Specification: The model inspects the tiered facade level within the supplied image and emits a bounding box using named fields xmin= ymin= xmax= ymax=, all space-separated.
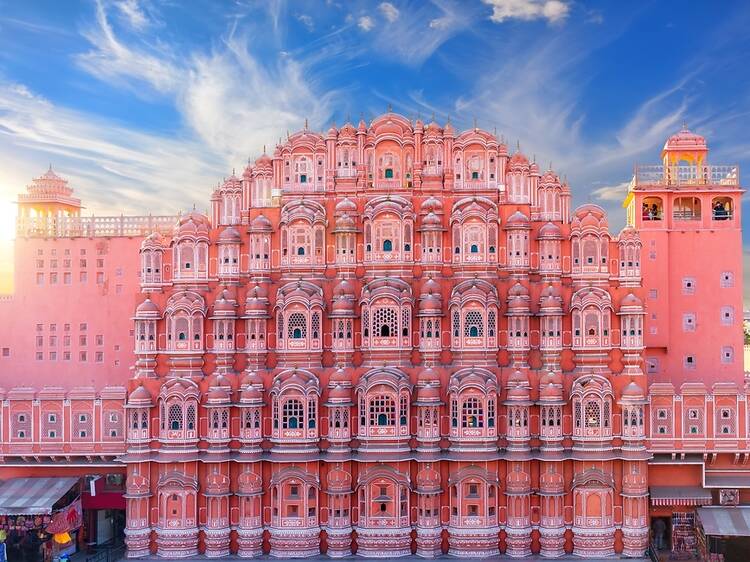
xmin=0 ymin=115 xmax=743 ymax=559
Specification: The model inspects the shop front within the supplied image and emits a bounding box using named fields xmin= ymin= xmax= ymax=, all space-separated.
xmin=696 ymin=506 xmax=750 ymax=562
xmin=81 ymin=474 xmax=126 ymax=549
xmin=0 ymin=477 xmax=81 ymax=561
xmin=649 ymin=485 xmax=713 ymax=559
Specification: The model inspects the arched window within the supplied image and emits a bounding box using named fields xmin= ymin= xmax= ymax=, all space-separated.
xmin=712 ymin=197 xmax=733 ymax=220
xmin=673 ymin=197 xmax=701 ymax=220
xmin=383 ymin=239 xmax=393 ymax=251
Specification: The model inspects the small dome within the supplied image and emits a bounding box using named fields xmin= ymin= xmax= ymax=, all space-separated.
xmin=417 ymin=382 xmax=441 ymax=402
xmin=213 ymin=290 xmax=236 ymax=314
xmin=620 ymin=292 xmax=643 ymax=308
xmin=506 ymin=210 xmax=530 ymax=226
xmin=663 ymin=126 xmax=707 ymax=154
xmin=240 ymin=386 xmax=262 ymax=403
xmin=219 ymin=226 xmax=241 ymax=243
xmin=249 ymin=214 xmax=273 ymax=232
xmin=421 ymin=276 xmax=442 ymax=295
xmin=418 ymin=367 xmax=439 ymax=383
xmin=508 ymin=369 xmax=529 ymax=386
xmin=622 ymin=381 xmax=645 ymax=399
xmin=508 ymin=282 xmax=529 ymax=298
xmin=508 ymin=296 xmax=528 ymax=311
xmin=335 ymin=198 xmax=357 ymax=213
xmin=332 ymin=296 xmax=354 ymax=312
xmin=136 ymin=298 xmax=159 ymax=316
xmin=507 ymin=385 xmax=530 ymax=400
xmin=333 ymin=278 xmax=355 ymax=297
xmin=420 ymin=196 xmax=442 ymax=212
xmin=254 ymin=153 xmax=272 ymax=168
xmin=206 ymin=387 xmax=231 ymax=404
xmin=128 ymin=384 xmax=152 ymax=404
xmin=509 ymin=151 xmax=529 ymax=167
xmin=328 ymin=384 xmax=351 ymax=401
xmin=335 ymin=213 xmax=356 ymax=230
xmin=538 ymin=222 xmax=562 ymax=239
xmin=241 ymin=370 xmax=264 ymax=388
xmin=329 ymin=367 xmax=349 ymax=385
xmin=540 ymin=383 xmax=563 ymax=400
xmin=422 ymin=212 xmax=442 ymax=227
xmin=419 ymin=293 xmax=442 ymax=312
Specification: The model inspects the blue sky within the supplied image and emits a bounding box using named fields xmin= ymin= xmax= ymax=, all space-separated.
xmin=0 ymin=0 xmax=749 ymax=284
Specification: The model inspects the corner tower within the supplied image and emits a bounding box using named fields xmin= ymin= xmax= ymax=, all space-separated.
xmin=623 ymin=127 xmax=743 ymax=385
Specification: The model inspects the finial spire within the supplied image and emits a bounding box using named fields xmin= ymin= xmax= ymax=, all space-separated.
xmin=304 ymin=117 xmax=308 ymax=130
xmin=387 ymin=103 xmax=393 ymax=113
xmin=516 ymin=139 xmax=520 ymax=152
xmin=263 ymin=144 xmax=266 ymax=154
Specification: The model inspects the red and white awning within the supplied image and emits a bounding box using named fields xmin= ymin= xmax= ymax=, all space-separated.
xmin=650 ymin=486 xmax=713 ymax=506
xmin=0 ymin=477 xmax=79 ymax=515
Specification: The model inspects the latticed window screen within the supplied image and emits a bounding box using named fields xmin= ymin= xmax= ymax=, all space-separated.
xmin=574 ymin=402 xmax=582 ymax=428
xmin=244 ymin=410 xmax=253 ymax=428
xmin=452 ymin=310 xmax=460 ymax=337
xmin=73 ymin=411 xmax=93 ymax=439
xmin=401 ymin=308 xmax=410 ymax=336
xmin=362 ymin=309 xmax=369 ymax=337
xmin=131 ymin=411 xmax=139 ymax=430
xmin=43 ymin=411 xmax=62 ymax=438
xmin=585 ymin=401 xmax=601 ymax=428
xmin=488 ymin=310 xmax=496 ymax=336
xmin=451 ymin=399 xmax=458 ymax=427
xmin=103 ymin=410 xmax=122 ymax=438
xmin=287 ymin=312 xmax=307 ymax=339
xmin=369 ymin=395 xmax=395 ymax=426
xmin=373 ymin=308 xmax=398 ymax=338
xmin=307 ymin=399 xmax=316 ymax=428
xmin=311 ymin=312 xmax=320 ymax=339
xmin=462 ymin=397 xmax=484 ymax=428
xmin=282 ymin=399 xmax=304 ymax=429
xmin=186 ymin=404 xmax=196 ymax=430
xmin=400 ymin=394 xmax=408 ymax=425
xmin=168 ymin=404 xmax=183 ymax=430
xmin=13 ymin=412 xmax=31 ymax=439
xmin=487 ymin=399 xmax=495 ymax=427
xmin=603 ymin=401 xmax=611 ymax=428
xmin=464 ymin=310 xmax=484 ymax=337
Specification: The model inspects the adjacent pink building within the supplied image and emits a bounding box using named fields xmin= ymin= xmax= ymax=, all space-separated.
xmin=0 ymin=116 xmax=745 ymax=560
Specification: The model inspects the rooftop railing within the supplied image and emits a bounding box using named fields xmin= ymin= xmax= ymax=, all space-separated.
xmin=16 ymin=215 xmax=178 ymax=238
xmin=633 ymin=164 xmax=739 ymax=187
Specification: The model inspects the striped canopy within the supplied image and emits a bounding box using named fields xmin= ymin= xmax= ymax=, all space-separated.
xmin=0 ymin=477 xmax=79 ymax=515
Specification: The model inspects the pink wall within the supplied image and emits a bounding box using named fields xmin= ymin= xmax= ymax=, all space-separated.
xmin=0 ymin=236 xmax=142 ymax=388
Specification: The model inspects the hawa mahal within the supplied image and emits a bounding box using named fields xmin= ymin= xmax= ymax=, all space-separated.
xmin=0 ymin=112 xmax=745 ymax=559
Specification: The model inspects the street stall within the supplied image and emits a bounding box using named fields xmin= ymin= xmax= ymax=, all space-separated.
xmin=696 ymin=507 xmax=750 ymax=562
xmin=0 ymin=477 xmax=80 ymax=561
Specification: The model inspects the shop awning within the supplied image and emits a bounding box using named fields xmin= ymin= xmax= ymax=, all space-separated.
xmin=650 ymin=485 xmax=713 ymax=506
xmin=0 ymin=477 xmax=79 ymax=515
xmin=698 ymin=507 xmax=750 ymax=537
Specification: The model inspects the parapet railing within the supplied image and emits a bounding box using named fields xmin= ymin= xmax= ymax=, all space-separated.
xmin=634 ymin=164 xmax=739 ymax=187
xmin=16 ymin=215 xmax=178 ymax=238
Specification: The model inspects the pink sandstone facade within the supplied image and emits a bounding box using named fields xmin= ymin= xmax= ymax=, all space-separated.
xmin=0 ymin=114 xmax=744 ymax=559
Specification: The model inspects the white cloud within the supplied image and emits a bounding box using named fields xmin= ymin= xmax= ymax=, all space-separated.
xmin=115 ymin=0 xmax=149 ymax=31
xmin=358 ymin=15 xmax=375 ymax=31
xmin=296 ymin=14 xmax=314 ymax=31
xmin=359 ymin=1 xmax=471 ymax=66
xmin=592 ymin=181 xmax=630 ymax=202
xmin=379 ymin=2 xmax=400 ymax=23
xmin=76 ymin=0 xmax=180 ymax=95
xmin=0 ymin=82 xmax=222 ymax=217
xmin=483 ymin=0 xmax=570 ymax=24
